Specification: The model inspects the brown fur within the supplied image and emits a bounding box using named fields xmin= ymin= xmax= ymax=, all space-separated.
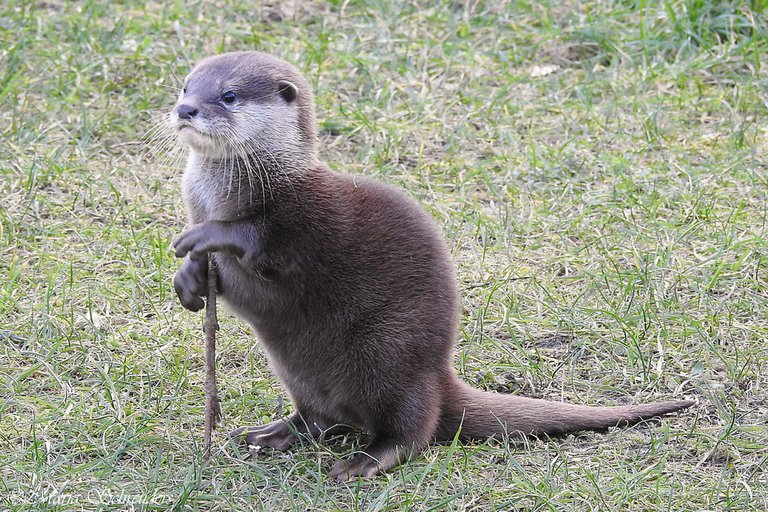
xmin=169 ymin=51 xmax=694 ymax=480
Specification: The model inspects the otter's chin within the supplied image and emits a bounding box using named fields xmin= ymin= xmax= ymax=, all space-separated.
xmin=177 ymin=129 xmax=227 ymax=158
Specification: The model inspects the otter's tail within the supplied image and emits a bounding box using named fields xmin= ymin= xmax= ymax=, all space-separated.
xmin=436 ymin=377 xmax=695 ymax=441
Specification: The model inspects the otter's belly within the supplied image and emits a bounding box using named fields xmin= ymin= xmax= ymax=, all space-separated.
xmin=212 ymin=254 xmax=365 ymax=425
xmin=259 ymin=341 xmax=365 ymax=426
xmin=213 ymin=253 xmax=278 ymax=319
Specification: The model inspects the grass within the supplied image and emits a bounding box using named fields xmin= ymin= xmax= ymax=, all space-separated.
xmin=1 ymin=0 xmax=766 ymax=510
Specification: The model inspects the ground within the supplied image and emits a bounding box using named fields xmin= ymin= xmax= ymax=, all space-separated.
xmin=0 ymin=1 xmax=766 ymax=510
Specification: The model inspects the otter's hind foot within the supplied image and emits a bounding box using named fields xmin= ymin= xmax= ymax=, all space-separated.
xmin=230 ymin=417 xmax=301 ymax=452
xmin=329 ymin=435 xmax=413 ymax=481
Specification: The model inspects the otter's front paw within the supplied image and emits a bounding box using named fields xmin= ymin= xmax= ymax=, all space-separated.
xmin=173 ymin=221 xmax=263 ymax=270
xmin=173 ymin=256 xmax=208 ymax=311
xmin=173 ymin=221 xmax=246 ymax=260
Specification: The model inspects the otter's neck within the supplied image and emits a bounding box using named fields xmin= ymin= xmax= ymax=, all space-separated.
xmin=182 ymin=149 xmax=310 ymax=223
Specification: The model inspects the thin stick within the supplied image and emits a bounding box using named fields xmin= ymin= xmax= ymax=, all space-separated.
xmin=203 ymin=254 xmax=221 ymax=461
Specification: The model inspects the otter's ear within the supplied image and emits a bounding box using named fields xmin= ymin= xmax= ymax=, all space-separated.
xmin=277 ymin=80 xmax=298 ymax=103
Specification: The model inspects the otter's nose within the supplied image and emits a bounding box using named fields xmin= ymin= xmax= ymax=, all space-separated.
xmin=177 ymin=104 xmax=198 ymax=119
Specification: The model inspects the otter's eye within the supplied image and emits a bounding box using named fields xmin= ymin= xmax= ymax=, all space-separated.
xmin=221 ymin=91 xmax=236 ymax=104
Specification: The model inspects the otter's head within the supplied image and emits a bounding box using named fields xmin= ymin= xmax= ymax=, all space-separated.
xmin=171 ymin=51 xmax=318 ymax=166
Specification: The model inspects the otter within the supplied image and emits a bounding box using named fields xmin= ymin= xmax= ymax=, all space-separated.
xmin=169 ymin=51 xmax=694 ymax=480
